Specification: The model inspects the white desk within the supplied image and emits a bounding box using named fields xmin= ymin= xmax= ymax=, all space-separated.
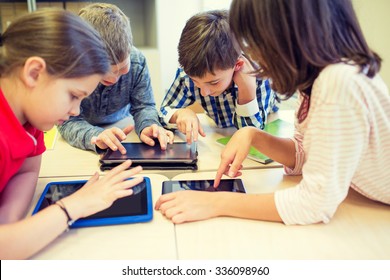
xmin=29 ymin=174 xmax=176 ymax=260
xmin=40 ymin=136 xmax=101 ymax=178
xmin=40 ymin=111 xmax=294 ymax=178
xmin=170 ymin=169 xmax=390 ymax=259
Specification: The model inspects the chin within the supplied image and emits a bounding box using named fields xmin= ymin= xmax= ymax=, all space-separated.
xmin=43 ymin=124 xmax=55 ymax=131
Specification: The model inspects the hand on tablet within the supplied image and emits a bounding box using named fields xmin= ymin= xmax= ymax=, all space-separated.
xmin=91 ymin=125 xmax=134 ymax=154
xmin=140 ymin=124 xmax=174 ymax=150
xmin=61 ymin=160 xmax=143 ymax=220
xmin=214 ymin=129 xmax=254 ymax=187
xmin=155 ymin=191 xmax=220 ymax=224
xmin=172 ymin=108 xmax=206 ymax=144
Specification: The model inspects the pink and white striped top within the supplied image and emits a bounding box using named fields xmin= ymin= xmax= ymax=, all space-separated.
xmin=275 ymin=63 xmax=390 ymax=225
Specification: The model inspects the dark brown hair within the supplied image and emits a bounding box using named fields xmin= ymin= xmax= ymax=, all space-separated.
xmin=229 ymin=0 xmax=381 ymax=98
xmin=0 ymin=9 xmax=109 ymax=78
xmin=178 ymin=10 xmax=241 ymax=78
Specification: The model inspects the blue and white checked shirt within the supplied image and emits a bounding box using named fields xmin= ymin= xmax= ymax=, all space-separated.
xmin=159 ymin=68 xmax=279 ymax=129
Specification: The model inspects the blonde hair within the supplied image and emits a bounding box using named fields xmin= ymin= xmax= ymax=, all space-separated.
xmin=79 ymin=3 xmax=133 ymax=64
xmin=0 ymin=9 xmax=109 ymax=78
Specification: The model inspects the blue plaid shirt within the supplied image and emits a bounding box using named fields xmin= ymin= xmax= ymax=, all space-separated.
xmin=58 ymin=47 xmax=161 ymax=152
xmin=159 ymin=68 xmax=279 ymax=129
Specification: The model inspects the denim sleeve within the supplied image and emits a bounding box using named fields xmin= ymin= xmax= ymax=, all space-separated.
xmin=58 ymin=116 xmax=104 ymax=152
xmin=128 ymin=52 xmax=162 ymax=136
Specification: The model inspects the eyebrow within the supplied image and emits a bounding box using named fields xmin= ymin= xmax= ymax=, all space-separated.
xmin=192 ymin=77 xmax=220 ymax=84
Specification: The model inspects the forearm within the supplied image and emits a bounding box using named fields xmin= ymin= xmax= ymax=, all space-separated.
xmin=237 ymin=82 xmax=256 ymax=105
xmin=0 ymin=204 xmax=68 ymax=259
xmin=252 ymin=132 xmax=296 ymax=169
xmin=234 ymin=99 xmax=266 ymax=129
xmin=215 ymin=192 xmax=282 ymax=222
xmin=0 ymin=171 xmax=39 ymax=223
xmin=0 ymin=156 xmax=41 ymax=223
xmin=58 ymin=120 xmax=104 ymax=151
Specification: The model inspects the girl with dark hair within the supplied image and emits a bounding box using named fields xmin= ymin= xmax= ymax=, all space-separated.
xmin=156 ymin=0 xmax=390 ymax=226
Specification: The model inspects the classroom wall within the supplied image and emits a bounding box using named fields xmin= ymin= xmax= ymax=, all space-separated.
xmin=155 ymin=0 xmax=232 ymax=108
xmin=353 ymin=0 xmax=390 ymax=87
xmin=153 ymin=0 xmax=390 ymax=109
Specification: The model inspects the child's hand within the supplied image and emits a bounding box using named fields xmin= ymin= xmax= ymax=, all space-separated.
xmin=214 ymin=127 xmax=259 ymax=187
xmin=91 ymin=125 xmax=134 ymax=154
xmin=174 ymin=108 xmax=206 ymax=143
xmin=233 ymin=55 xmax=257 ymax=105
xmin=140 ymin=124 xmax=174 ymax=150
xmin=62 ymin=160 xmax=143 ymax=220
xmin=155 ymin=190 xmax=219 ymax=224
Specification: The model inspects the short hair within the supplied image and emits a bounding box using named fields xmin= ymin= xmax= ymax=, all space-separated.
xmin=0 ymin=9 xmax=109 ymax=78
xmin=230 ymin=0 xmax=381 ymax=97
xmin=79 ymin=3 xmax=133 ymax=64
xmin=178 ymin=10 xmax=241 ymax=78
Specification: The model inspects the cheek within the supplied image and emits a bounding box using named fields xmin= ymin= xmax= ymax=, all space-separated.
xmin=215 ymin=80 xmax=231 ymax=92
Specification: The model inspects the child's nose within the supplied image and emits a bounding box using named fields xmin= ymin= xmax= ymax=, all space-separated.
xmin=69 ymin=105 xmax=81 ymax=116
xmin=200 ymin=87 xmax=211 ymax=96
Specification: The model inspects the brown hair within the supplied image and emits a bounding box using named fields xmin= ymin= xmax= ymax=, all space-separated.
xmin=229 ymin=0 xmax=382 ymax=98
xmin=178 ymin=10 xmax=241 ymax=78
xmin=79 ymin=3 xmax=133 ymax=64
xmin=0 ymin=9 xmax=109 ymax=78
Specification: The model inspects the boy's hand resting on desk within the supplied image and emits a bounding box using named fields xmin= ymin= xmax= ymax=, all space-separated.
xmin=140 ymin=124 xmax=174 ymax=150
xmin=61 ymin=160 xmax=143 ymax=221
xmin=172 ymin=108 xmax=206 ymax=143
xmin=91 ymin=125 xmax=134 ymax=154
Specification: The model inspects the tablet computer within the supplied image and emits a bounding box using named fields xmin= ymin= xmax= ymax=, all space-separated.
xmin=32 ymin=177 xmax=153 ymax=228
xmin=162 ymin=179 xmax=246 ymax=194
xmin=99 ymin=142 xmax=198 ymax=170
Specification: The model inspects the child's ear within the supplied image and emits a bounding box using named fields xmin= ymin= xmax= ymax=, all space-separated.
xmin=22 ymin=57 xmax=47 ymax=87
xmin=234 ymin=57 xmax=245 ymax=72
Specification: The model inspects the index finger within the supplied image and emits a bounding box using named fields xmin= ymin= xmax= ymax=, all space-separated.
xmin=156 ymin=131 xmax=167 ymax=150
xmin=185 ymin=120 xmax=194 ymax=144
xmin=214 ymin=159 xmax=230 ymax=187
xmin=191 ymin=120 xmax=201 ymax=142
xmin=151 ymin=124 xmax=159 ymax=138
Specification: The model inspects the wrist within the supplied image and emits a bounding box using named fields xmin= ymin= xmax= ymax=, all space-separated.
xmin=55 ymin=200 xmax=75 ymax=230
xmin=61 ymin=196 xmax=83 ymax=221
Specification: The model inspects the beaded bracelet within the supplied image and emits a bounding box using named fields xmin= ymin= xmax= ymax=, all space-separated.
xmin=56 ymin=200 xmax=75 ymax=230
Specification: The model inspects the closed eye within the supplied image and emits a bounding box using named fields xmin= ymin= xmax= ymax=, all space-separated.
xmin=70 ymin=93 xmax=80 ymax=100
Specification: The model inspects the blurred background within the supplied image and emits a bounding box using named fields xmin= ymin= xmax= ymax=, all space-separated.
xmin=1 ymin=0 xmax=389 ymax=109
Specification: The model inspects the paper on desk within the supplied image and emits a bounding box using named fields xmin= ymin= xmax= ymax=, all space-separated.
xmin=44 ymin=126 xmax=58 ymax=150
xmin=216 ymin=119 xmax=294 ymax=164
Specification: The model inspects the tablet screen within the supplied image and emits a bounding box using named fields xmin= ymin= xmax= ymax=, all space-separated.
xmin=162 ymin=179 xmax=246 ymax=194
xmin=100 ymin=142 xmax=197 ymax=163
xmin=33 ymin=178 xmax=152 ymax=227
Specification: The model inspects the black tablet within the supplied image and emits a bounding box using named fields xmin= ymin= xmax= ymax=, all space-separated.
xmin=100 ymin=142 xmax=197 ymax=164
xmin=162 ymin=179 xmax=246 ymax=194
xmin=32 ymin=177 xmax=153 ymax=228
